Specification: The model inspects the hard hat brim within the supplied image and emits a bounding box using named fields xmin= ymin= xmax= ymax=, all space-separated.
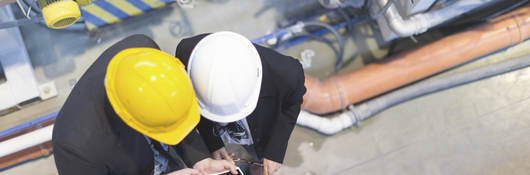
xmin=145 ymin=99 xmax=200 ymax=145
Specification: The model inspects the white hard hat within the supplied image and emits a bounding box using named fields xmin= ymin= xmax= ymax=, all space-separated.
xmin=187 ymin=31 xmax=262 ymax=123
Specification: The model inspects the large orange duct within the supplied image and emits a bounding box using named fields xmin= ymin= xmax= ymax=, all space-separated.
xmin=302 ymin=6 xmax=530 ymax=114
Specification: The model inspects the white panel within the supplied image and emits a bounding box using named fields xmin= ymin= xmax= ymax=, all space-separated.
xmin=0 ymin=6 xmax=40 ymax=110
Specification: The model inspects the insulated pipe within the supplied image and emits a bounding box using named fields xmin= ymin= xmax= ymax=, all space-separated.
xmin=376 ymin=0 xmax=496 ymax=37
xmin=0 ymin=125 xmax=53 ymax=157
xmin=302 ymin=6 xmax=530 ymax=114
xmin=298 ymin=54 xmax=530 ymax=135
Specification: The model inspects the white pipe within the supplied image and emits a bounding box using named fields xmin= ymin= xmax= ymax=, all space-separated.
xmin=376 ymin=0 xmax=496 ymax=37
xmin=296 ymin=111 xmax=357 ymax=135
xmin=0 ymin=125 xmax=53 ymax=157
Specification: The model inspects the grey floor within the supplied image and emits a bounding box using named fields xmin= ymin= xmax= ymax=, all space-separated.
xmin=2 ymin=0 xmax=530 ymax=174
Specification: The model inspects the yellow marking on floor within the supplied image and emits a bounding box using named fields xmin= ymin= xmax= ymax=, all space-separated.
xmin=81 ymin=4 xmax=121 ymax=24
xmin=106 ymin=0 xmax=143 ymax=16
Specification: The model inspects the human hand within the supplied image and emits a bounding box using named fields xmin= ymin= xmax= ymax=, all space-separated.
xmin=165 ymin=168 xmax=203 ymax=175
xmin=212 ymin=147 xmax=234 ymax=163
xmin=262 ymin=158 xmax=281 ymax=175
xmin=193 ymin=158 xmax=238 ymax=174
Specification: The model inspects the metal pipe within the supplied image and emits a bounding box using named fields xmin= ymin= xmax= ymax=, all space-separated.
xmin=376 ymin=0 xmax=496 ymax=37
xmin=0 ymin=125 xmax=53 ymax=157
xmin=302 ymin=5 xmax=530 ymax=114
xmin=298 ymin=53 xmax=530 ymax=135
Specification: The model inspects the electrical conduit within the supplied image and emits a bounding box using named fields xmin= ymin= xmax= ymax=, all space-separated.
xmin=301 ymin=6 xmax=530 ymax=114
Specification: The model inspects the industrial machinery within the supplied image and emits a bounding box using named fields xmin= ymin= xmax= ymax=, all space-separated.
xmin=0 ymin=0 xmax=529 ymax=171
xmin=249 ymin=0 xmax=530 ymax=132
xmin=0 ymin=0 xmax=200 ymax=113
xmin=0 ymin=0 xmax=195 ymax=30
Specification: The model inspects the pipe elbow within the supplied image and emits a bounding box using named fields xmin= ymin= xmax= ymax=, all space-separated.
xmin=297 ymin=111 xmax=354 ymax=135
xmin=387 ymin=15 xmax=428 ymax=37
xmin=377 ymin=0 xmax=429 ymax=37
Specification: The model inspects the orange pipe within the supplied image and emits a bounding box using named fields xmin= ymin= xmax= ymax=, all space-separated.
xmin=302 ymin=6 xmax=530 ymax=114
xmin=0 ymin=141 xmax=52 ymax=169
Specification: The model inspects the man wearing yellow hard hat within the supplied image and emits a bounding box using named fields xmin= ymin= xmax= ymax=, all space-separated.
xmin=52 ymin=34 xmax=238 ymax=175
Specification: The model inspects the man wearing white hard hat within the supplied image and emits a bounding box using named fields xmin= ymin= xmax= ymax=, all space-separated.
xmin=175 ymin=31 xmax=306 ymax=175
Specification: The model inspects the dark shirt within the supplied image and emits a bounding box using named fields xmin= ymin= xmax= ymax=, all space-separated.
xmin=52 ymin=34 xmax=210 ymax=175
xmin=175 ymin=34 xmax=306 ymax=163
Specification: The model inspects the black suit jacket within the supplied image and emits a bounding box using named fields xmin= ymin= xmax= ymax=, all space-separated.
xmin=52 ymin=35 xmax=210 ymax=175
xmin=175 ymin=34 xmax=306 ymax=163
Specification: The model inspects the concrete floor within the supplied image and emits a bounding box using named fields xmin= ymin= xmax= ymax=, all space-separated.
xmin=279 ymin=41 xmax=530 ymax=175
xmin=2 ymin=0 xmax=530 ymax=174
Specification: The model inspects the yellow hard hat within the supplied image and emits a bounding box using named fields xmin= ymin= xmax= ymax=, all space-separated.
xmin=105 ymin=48 xmax=200 ymax=145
